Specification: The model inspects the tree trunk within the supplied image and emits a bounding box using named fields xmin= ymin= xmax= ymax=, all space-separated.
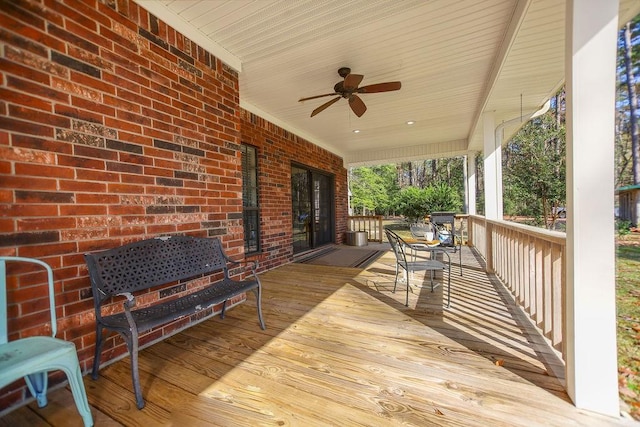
xmin=623 ymin=23 xmax=640 ymax=184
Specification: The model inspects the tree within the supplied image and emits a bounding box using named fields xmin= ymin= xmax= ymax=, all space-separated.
xmin=424 ymin=182 xmax=462 ymax=214
xmin=349 ymin=165 xmax=399 ymax=215
xmin=396 ymin=186 xmax=428 ymax=222
xmin=503 ymin=112 xmax=566 ymax=228
xmin=618 ymin=17 xmax=640 ymax=185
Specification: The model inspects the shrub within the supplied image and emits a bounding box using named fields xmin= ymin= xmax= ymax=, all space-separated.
xmin=425 ymin=182 xmax=462 ymax=214
xmin=617 ymin=219 xmax=632 ymax=236
xmin=396 ymin=187 xmax=428 ymax=223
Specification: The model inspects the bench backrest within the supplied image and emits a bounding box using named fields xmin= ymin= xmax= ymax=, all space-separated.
xmin=85 ymin=236 xmax=229 ymax=305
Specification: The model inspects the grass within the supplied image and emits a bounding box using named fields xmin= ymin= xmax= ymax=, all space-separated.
xmin=616 ymin=233 xmax=640 ymax=419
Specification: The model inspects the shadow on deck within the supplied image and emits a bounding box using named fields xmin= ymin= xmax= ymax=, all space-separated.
xmin=0 ymin=245 xmax=631 ymax=426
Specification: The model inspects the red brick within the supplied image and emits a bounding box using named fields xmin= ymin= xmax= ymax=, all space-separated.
xmin=108 ymin=205 xmax=145 ymax=215
xmin=0 ymin=204 xmax=59 ymax=218
xmin=17 ymin=217 xmax=76 ymax=232
xmin=16 ymin=241 xmax=78 ymax=259
xmin=75 ymin=169 xmax=119 ymax=183
xmin=59 ymin=205 xmax=107 ymax=216
xmin=71 ymin=96 xmax=116 ymax=117
xmin=59 ymin=179 xmax=107 ymax=193
xmin=15 ymin=163 xmax=75 ymax=179
xmin=76 ymin=193 xmax=119 ymax=204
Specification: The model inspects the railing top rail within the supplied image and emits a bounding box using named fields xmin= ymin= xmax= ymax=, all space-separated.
xmin=468 ymin=215 xmax=566 ymax=245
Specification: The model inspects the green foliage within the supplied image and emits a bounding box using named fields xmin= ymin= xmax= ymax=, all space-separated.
xmin=424 ymin=182 xmax=462 ymax=213
xmin=350 ymin=158 xmax=466 ymax=219
xmin=396 ymin=186 xmax=428 ymax=222
xmin=393 ymin=183 xmax=461 ymax=222
xmin=503 ymin=112 xmax=566 ymax=227
xmin=618 ymin=219 xmax=633 ymax=236
xmin=349 ymin=165 xmax=398 ymax=215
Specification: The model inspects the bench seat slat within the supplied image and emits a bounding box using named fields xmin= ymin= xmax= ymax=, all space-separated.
xmin=102 ymin=278 xmax=259 ymax=332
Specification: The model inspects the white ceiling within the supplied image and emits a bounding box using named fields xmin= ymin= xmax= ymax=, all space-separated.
xmin=138 ymin=0 xmax=640 ymax=167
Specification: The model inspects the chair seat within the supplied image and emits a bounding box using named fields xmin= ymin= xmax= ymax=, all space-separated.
xmin=0 ymin=337 xmax=77 ymax=387
xmin=0 ymin=257 xmax=93 ymax=426
xmin=404 ymin=259 xmax=446 ymax=271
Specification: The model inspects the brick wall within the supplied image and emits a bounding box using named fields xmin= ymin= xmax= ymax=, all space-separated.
xmin=0 ymin=0 xmax=347 ymax=410
xmin=240 ymin=111 xmax=348 ymax=271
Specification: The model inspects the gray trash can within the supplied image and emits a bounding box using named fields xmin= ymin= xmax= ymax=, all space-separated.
xmin=345 ymin=231 xmax=368 ymax=246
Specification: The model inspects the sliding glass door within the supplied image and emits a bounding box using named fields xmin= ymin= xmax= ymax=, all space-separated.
xmin=292 ymin=165 xmax=334 ymax=253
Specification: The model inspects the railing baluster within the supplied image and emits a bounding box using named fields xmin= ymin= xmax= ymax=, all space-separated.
xmin=466 ymin=215 xmax=566 ymax=361
xmin=345 ymin=215 xmax=384 ymax=242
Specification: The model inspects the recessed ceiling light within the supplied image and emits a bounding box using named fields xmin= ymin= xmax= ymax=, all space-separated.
xmin=353 ymin=129 xmax=361 ymax=133
xmin=406 ymin=120 xmax=415 ymax=125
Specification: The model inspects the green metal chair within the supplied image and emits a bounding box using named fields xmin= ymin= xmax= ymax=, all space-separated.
xmin=0 ymin=257 xmax=93 ymax=426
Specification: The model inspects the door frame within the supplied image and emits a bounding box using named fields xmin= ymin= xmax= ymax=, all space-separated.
xmin=291 ymin=163 xmax=335 ymax=253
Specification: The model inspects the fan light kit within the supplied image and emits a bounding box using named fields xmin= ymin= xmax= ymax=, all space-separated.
xmin=298 ymin=67 xmax=401 ymax=118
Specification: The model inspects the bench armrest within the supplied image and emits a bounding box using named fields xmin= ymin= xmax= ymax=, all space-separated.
xmin=117 ymin=292 xmax=136 ymax=309
xmin=224 ymin=255 xmax=259 ymax=277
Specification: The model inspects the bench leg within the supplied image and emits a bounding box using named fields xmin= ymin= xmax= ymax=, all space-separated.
xmin=253 ymin=286 xmax=266 ymax=330
xmin=123 ymin=329 xmax=145 ymax=410
xmin=220 ymin=300 xmax=227 ymax=319
xmin=91 ymin=324 xmax=104 ymax=380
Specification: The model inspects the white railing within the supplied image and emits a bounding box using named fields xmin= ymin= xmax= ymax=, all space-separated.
xmin=468 ymin=215 xmax=566 ymax=359
xmin=347 ymin=215 xmax=384 ymax=242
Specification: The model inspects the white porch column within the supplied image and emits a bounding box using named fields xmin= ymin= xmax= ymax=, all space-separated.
xmin=565 ymin=0 xmax=619 ymax=417
xmin=483 ymin=112 xmax=501 ymax=219
xmin=467 ymin=153 xmax=477 ymax=215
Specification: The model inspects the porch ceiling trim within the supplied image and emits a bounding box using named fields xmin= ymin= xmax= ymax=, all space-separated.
xmin=467 ymin=0 xmax=533 ymax=152
xmin=136 ymin=0 xmax=242 ymax=72
xmin=344 ymin=139 xmax=469 ymax=168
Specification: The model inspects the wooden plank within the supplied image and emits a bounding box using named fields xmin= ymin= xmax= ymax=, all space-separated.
xmin=85 ymin=368 xmax=171 ymax=426
xmin=1 ymin=245 xmax=620 ymax=427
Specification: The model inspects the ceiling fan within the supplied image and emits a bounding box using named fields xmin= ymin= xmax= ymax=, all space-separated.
xmin=298 ymin=67 xmax=401 ymax=118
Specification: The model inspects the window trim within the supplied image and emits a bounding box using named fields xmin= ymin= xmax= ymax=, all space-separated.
xmin=241 ymin=143 xmax=260 ymax=254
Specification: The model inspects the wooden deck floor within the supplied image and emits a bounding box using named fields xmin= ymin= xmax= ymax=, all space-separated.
xmin=0 ymin=246 xmax=633 ymax=426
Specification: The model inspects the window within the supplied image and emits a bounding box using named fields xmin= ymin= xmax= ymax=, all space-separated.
xmin=241 ymin=144 xmax=260 ymax=253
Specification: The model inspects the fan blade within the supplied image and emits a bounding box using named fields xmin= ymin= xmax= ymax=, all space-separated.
xmin=311 ymin=96 xmax=341 ymax=117
xmin=299 ymin=92 xmax=339 ymax=102
xmin=349 ymin=95 xmax=367 ymax=117
xmin=343 ymin=74 xmax=364 ymax=91
xmin=357 ymin=81 xmax=401 ymax=93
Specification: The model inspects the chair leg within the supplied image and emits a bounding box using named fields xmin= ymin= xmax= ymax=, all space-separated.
xmin=392 ymin=265 xmax=399 ymax=293
xmin=61 ymin=356 xmax=94 ymax=427
xmin=429 ymin=270 xmax=435 ymax=292
xmin=446 ymin=263 xmax=452 ymax=308
xmin=405 ymin=271 xmax=409 ymax=307
xmin=25 ymin=371 xmax=48 ymax=408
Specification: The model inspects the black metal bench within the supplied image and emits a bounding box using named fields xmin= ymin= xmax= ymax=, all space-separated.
xmin=84 ymin=235 xmax=265 ymax=409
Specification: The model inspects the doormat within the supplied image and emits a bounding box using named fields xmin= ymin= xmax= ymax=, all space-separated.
xmin=296 ymin=247 xmax=385 ymax=268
